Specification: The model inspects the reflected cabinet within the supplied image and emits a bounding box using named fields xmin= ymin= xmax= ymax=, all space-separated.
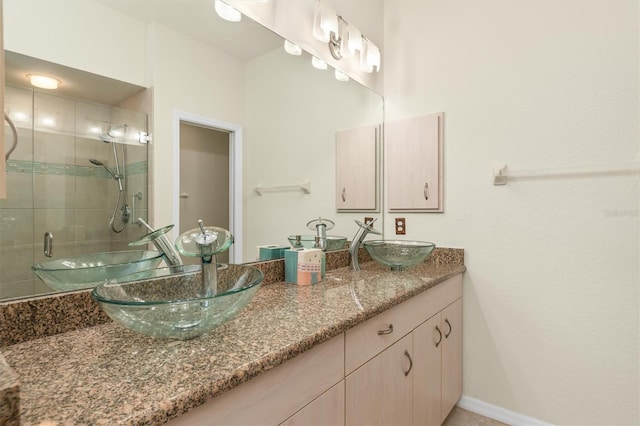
xmin=386 ymin=112 xmax=444 ymax=212
xmin=335 ymin=125 xmax=378 ymax=211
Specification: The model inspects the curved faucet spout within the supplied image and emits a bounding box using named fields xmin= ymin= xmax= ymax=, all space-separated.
xmin=349 ymin=218 xmax=381 ymax=271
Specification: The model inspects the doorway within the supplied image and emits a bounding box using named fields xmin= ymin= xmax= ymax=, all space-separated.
xmin=179 ymin=123 xmax=230 ymax=263
xmin=173 ymin=111 xmax=243 ymax=264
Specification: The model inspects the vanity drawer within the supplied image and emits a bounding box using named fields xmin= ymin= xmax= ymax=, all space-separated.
xmin=345 ymin=274 xmax=462 ymax=374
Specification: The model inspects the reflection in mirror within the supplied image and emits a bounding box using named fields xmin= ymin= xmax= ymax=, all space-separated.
xmin=1 ymin=0 xmax=383 ymax=302
xmin=1 ymin=52 xmax=151 ymax=300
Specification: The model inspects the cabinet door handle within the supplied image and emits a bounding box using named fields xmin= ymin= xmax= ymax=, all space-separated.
xmin=377 ymin=324 xmax=394 ymax=335
xmin=342 ymin=187 xmax=346 ymax=202
xmin=404 ymin=350 xmax=413 ymax=377
xmin=444 ymin=318 xmax=452 ymax=338
xmin=435 ymin=325 xmax=442 ymax=348
xmin=424 ymin=182 xmax=430 ymax=200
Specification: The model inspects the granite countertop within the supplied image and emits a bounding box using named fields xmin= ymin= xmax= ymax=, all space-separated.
xmin=2 ymin=256 xmax=465 ymax=425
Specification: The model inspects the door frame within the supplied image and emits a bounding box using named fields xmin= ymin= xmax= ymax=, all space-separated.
xmin=173 ymin=110 xmax=243 ymax=263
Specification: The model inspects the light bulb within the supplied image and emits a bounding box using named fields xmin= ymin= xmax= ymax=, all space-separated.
xmin=284 ymin=40 xmax=302 ymax=56
xmin=214 ymin=0 xmax=241 ymax=22
xmin=28 ymin=74 xmax=60 ymax=90
xmin=334 ymin=69 xmax=349 ymax=82
xmin=311 ymin=56 xmax=328 ymax=70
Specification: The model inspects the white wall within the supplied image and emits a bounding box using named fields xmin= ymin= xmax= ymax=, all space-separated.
xmin=145 ymin=22 xmax=246 ymax=237
xmin=244 ymin=47 xmax=383 ymax=259
xmin=384 ymin=0 xmax=639 ymax=425
xmin=4 ymin=0 xmax=146 ymax=86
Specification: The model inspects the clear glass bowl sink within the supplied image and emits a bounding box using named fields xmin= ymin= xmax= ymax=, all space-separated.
xmin=363 ymin=240 xmax=436 ymax=271
xmin=92 ymin=264 xmax=264 ymax=340
xmin=288 ymin=235 xmax=347 ymax=251
xmin=32 ymin=250 xmax=164 ymax=291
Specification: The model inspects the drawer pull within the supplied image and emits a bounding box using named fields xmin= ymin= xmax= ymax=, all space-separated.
xmin=342 ymin=187 xmax=346 ymax=202
xmin=404 ymin=350 xmax=413 ymax=377
xmin=424 ymin=182 xmax=429 ymax=200
xmin=444 ymin=318 xmax=452 ymax=338
xmin=377 ymin=324 xmax=394 ymax=335
xmin=435 ymin=325 xmax=442 ymax=348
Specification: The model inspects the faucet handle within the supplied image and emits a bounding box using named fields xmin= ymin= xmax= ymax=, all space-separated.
xmin=175 ymin=223 xmax=233 ymax=257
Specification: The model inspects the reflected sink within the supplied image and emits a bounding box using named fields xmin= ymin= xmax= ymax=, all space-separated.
xmin=288 ymin=235 xmax=348 ymax=251
xmin=92 ymin=264 xmax=264 ymax=340
xmin=363 ymin=240 xmax=435 ymax=271
xmin=32 ymin=250 xmax=164 ymax=291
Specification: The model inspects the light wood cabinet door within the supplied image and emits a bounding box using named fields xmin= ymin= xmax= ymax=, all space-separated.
xmin=336 ymin=125 xmax=377 ymax=211
xmin=346 ymin=334 xmax=413 ymax=426
xmin=441 ymin=298 xmax=463 ymax=422
xmin=386 ymin=113 xmax=443 ymax=212
xmin=413 ymin=314 xmax=442 ymax=426
xmin=280 ymin=381 xmax=345 ymax=426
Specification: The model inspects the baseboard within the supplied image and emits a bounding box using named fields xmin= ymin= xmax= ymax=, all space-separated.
xmin=457 ymin=395 xmax=555 ymax=426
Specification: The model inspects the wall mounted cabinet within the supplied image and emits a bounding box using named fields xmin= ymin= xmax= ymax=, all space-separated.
xmin=335 ymin=125 xmax=378 ymax=211
xmin=386 ymin=112 xmax=443 ymax=212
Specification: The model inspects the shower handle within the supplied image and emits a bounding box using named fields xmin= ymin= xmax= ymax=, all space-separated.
xmin=44 ymin=232 xmax=54 ymax=258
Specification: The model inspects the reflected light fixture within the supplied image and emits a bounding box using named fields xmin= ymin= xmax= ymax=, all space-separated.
xmin=366 ymin=40 xmax=381 ymax=72
xmin=27 ymin=74 xmax=61 ymax=90
xmin=214 ymin=0 xmax=241 ymax=22
xmin=334 ymin=69 xmax=349 ymax=82
xmin=284 ymin=40 xmax=302 ymax=56
xmin=311 ymin=56 xmax=328 ymax=70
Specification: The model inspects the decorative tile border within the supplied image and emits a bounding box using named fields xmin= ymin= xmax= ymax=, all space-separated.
xmin=6 ymin=160 xmax=147 ymax=177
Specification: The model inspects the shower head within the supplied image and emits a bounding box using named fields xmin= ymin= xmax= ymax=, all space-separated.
xmin=89 ymin=158 xmax=119 ymax=181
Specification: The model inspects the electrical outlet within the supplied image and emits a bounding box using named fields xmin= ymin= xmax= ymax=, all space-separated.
xmin=364 ymin=216 xmax=374 ymax=225
xmin=395 ymin=217 xmax=406 ymax=235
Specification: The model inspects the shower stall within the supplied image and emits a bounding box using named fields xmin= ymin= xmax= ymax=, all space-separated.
xmin=0 ymin=85 xmax=151 ymax=299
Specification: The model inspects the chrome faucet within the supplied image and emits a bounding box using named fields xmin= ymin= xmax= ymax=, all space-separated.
xmin=130 ymin=218 xmax=184 ymax=269
xmin=349 ymin=218 xmax=382 ymax=271
xmin=307 ymin=217 xmax=335 ymax=251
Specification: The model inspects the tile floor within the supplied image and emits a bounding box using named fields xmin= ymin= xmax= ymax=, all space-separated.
xmin=443 ymin=407 xmax=509 ymax=426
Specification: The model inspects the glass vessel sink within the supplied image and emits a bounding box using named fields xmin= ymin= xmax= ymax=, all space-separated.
xmin=92 ymin=264 xmax=264 ymax=340
xmin=363 ymin=240 xmax=436 ymax=271
xmin=288 ymin=235 xmax=348 ymax=251
xmin=32 ymin=250 xmax=164 ymax=291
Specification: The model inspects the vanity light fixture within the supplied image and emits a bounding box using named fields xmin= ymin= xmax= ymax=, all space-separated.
xmin=311 ymin=56 xmax=328 ymax=70
xmin=334 ymin=69 xmax=349 ymax=82
xmin=310 ymin=1 xmax=381 ymax=72
xmin=284 ymin=40 xmax=302 ymax=56
xmin=27 ymin=74 xmax=61 ymax=90
xmin=214 ymin=0 xmax=241 ymax=22
xmin=312 ymin=0 xmax=336 ymax=42
xmin=366 ymin=39 xmax=381 ymax=72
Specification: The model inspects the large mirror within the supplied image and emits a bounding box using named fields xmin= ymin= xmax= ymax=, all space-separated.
xmin=0 ymin=0 xmax=384 ymax=301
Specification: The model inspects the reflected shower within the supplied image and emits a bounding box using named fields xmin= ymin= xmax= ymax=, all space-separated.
xmin=89 ymin=123 xmax=130 ymax=233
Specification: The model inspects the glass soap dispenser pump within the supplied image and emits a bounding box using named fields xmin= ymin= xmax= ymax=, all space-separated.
xmin=175 ymin=220 xmax=233 ymax=298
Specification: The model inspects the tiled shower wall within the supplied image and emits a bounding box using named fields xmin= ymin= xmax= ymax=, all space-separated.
xmin=0 ymin=86 xmax=150 ymax=299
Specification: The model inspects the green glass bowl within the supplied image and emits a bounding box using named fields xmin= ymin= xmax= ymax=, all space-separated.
xmin=92 ymin=264 xmax=264 ymax=340
xmin=32 ymin=250 xmax=164 ymax=291
xmin=363 ymin=240 xmax=436 ymax=271
xmin=287 ymin=235 xmax=348 ymax=251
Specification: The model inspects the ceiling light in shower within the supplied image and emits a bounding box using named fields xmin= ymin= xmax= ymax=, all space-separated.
xmin=284 ymin=40 xmax=302 ymax=56
xmin=311 ymin=56 xmax=328 ymax=70
xmin=27 ymin=74 xmax=61 ymax=90
xmin=214 ymin=0 xmax=241 ymax=22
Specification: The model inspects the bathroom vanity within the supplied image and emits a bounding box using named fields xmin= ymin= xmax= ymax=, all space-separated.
xmin=0 ymin=249 xmax=464 ymax=425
